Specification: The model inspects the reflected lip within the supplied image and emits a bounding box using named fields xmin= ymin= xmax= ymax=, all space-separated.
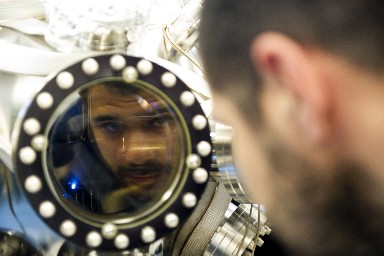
xmin=123 ymin=171 xmax=160 ymax=185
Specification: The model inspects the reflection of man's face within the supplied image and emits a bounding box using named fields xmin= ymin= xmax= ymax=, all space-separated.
xmin=85 ymin=84 xmax=182 ymax=200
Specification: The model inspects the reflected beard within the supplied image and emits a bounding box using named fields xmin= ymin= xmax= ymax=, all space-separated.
xmin=101 ymin=162 xmax=169 ymax=214
xmin=261 ymin=132 xmax=384 ymax=255
xmin=115 ymin=162 xmax=168 ymax=190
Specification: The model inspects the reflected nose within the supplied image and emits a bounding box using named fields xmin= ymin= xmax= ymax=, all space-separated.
xmin=120 ymin=130 xmax=164 ymax=165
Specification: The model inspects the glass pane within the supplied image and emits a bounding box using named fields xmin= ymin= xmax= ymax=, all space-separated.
xmin=47 ymin=80 xmax=186 ymax=216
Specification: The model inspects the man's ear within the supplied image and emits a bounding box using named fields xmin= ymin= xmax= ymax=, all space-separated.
xmin=250 ymin=32 xmax=332 ymax=146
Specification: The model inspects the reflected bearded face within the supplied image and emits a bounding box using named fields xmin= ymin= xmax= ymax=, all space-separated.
xmin=86 ymin=84 xmax=182 ymax=199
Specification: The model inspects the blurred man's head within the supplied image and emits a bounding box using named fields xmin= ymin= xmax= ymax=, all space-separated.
xmin=200 ymin=1 xmax=384 ymax=255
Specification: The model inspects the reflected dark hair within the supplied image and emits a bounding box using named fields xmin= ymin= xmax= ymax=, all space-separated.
xmin=80 ymin=80 xmax=139 ymax=100
xmin=200 ymin=0 xmax=384 ymax=122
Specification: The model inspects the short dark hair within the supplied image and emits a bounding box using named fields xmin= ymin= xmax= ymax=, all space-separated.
xmin=80 ymin=80 xmax=139 ymax=100
xmin=200 ymin=0 xmax=384 ymax=122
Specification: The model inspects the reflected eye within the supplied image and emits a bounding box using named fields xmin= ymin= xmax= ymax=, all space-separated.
xmin=147 ymin=114 xmax=172 ymax=127
xmin=95 ymin=121 xmax=126 ymax=133
xmin=148 ymin=117 xmax=167 ymax=127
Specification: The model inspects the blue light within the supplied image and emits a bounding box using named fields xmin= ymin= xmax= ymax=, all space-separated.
xmin=71 ymin=183 xmax=77 ymax=190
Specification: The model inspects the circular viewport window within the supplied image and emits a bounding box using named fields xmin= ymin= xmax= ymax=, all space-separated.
xmin=45 ymin=79 xmax=188 ymax=222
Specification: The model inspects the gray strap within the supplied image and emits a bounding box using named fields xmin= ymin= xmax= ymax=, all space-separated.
xmin=172 ymin=180 xmax=217 ymax=256
xmin=180 ymin=182 xmax=232 ymax=256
